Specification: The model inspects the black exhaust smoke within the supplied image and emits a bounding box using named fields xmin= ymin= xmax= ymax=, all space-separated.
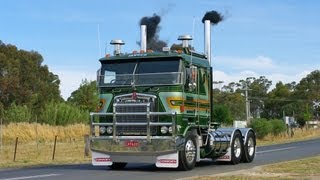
xmin=202 ymin=10 xmax=224 ymax=25
xmin=139 ymin=13 xmax=167 ymax=51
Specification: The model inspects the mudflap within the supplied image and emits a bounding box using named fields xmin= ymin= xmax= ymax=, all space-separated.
xmin=215 ymin=147 xmax=232 ymax=162
xmin=92 ymin=151 xmax=113 ymax=166
xmin=155 ymin=151 xmax=179 ymax=168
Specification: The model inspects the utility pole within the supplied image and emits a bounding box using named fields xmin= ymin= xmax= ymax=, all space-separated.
xmin=244 ymin=83 xmax=251 ymax=124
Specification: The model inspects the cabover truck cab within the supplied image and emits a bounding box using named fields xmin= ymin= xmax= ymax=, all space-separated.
xmin=90 ymin=24 xmax=256 ymax=171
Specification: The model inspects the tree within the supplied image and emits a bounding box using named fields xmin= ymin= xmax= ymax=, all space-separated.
xmin=262 ymin=81 xmax=292 ymax=119
xmin=67 ymin=79 xmax=99 ymax=112
xmin=0 ymin=41 xmax=62 ymax=115
xmin=235 ymin=76 xmax=272 ymax=118
xmin=292 ymin=70 xmax=320 ymax=123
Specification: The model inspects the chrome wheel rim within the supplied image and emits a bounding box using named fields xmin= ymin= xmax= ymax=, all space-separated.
xmin=234 ymin=138 xmax=241 ymax=158
xmin=247 ymin=137 xmax=255 ymax=156
xmin=185 ymin=139 xmax=196 ymax=163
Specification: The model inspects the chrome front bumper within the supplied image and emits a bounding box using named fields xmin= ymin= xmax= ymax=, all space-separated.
xmin=90 ymin=136 xmax=180 ymax=156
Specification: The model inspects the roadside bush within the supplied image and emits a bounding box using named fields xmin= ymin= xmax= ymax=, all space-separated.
xmin=213 ymin=105 xmax=233 ymax=125
xmin=39 ymin=102 xmax=89 ymax=125
xmin=4 ymin=103 xmax=32 ymax=123
xmin=296 ymin=114 xmax=306 ymax=128
xmin=249 ymin=118 xmax=272 ymax=139
xmin=270 ymin=119 xmax=286 ymax=136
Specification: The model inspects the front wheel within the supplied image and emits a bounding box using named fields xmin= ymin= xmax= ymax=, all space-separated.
xmin=178 ymin=133 xmax=197 ymax=171
xmin=242 ymin=131 xmax=256 ymax=163
xmin=230 ymin=130 xmax=243 ymax=164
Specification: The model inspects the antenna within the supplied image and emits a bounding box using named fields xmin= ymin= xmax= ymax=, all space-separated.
xmin=191 ymin=16 xmax=196 ymax=65
xmin=97 ymin=24 xmax=102 ymax=58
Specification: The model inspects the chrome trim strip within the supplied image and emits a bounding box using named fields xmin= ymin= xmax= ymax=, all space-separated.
xmin=91 ymin=136 xmax=174 ymax=140
xmin=93 ymin=122 xmax=173 ymax=126
xmin=115 ymin=93 xmax=157 ymax=99
xmin=114 ymin=103 xmax=150 ymax=107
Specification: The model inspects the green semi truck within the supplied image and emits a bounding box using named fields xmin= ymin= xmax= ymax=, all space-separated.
xmin=90 ymin=20 xmax=256 ymax=171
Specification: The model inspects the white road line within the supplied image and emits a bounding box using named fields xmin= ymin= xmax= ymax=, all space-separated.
xmin=0 ymin=173 xmax=62 ymax=180
xmin=256 ymin=147 xmax=296 ymax=154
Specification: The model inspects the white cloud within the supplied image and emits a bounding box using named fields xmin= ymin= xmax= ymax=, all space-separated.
xmin=211 ymin=55 xmax=316 ymax=90
xmin=213 ymin=68 xmax=312 ymax=91
xmin=215 ymin=55 xmax=277 ymax=70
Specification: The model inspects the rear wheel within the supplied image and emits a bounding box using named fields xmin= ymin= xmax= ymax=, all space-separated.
xmin=230 ymin=130 xmax=243 ymax=164
xmin=178 ymin=133 xmax=197 ymax=171
xmin=242 ymin=131 xmax=256 ymax=163
xmin=109 ymin=162 xmax=127 ymax=170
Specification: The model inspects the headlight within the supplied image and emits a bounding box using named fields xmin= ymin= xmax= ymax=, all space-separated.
xmin=106 ymin=126 xmax=113 ymax=134
xmin=99 ymin=126 xmax=106 ymax=134
xmin=160 ymin=126 xmax=168 ymax=134
xmin=168 ymin=126 xmax=173 ymax=134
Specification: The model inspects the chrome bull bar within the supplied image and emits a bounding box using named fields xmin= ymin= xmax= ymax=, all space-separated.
xmin=90 ymin=109 xmax=177 ymax=143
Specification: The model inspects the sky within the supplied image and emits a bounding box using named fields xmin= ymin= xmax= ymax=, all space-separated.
xmin=1 ymin=0 xmax=319 ymax=99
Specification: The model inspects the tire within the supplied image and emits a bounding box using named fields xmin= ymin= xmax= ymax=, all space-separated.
xmin=241 ymin=131 xmax=256 ymax=163
xmin=109 ymin=162 xmax=127 ymax=170
xmin=178 ymin=133 xmax=197 ymax=171
xmin=230 ymin=130 xmax=243 ymax=165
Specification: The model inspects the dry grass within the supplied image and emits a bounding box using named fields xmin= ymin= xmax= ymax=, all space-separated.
xmin=2 ymin=122 xmax=89 ymax=143
xmin=194 ymin=155 xmax=320 ymax=180
xmin=262 ymin=155 xmax=320 ymax=175
xmin=0 ymin=123 xmax=90 ymax=168
xmin=257 ymin=128 xmax=320 ymax=146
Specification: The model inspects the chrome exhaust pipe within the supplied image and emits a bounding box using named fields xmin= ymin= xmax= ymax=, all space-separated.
xmin=204 ymin=20 xmax=211 ymax=65
xmin=140 ymin=25 xmax=147 ymax=52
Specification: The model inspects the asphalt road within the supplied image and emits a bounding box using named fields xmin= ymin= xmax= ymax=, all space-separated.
xmin=1 ymin=138 xmax=320 ymax=180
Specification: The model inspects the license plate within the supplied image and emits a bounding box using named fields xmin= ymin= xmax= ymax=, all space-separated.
xmin=125 ymin=140 xmax=139 ymax=147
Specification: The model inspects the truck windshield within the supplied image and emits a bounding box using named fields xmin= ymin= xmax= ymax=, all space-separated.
xmin=99 ymin=58 xmax=182 ymax=87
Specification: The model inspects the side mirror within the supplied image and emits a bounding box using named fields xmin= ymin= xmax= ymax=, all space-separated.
xmin=186 ymin=66 xmax=197 ymax=91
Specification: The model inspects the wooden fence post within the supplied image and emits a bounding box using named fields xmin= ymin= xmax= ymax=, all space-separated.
xmin=84 ymin=135 xmax=89 ymax=157
xmin=13 ymin=137 xmax=18 ymax=161
xmin=52 ymin=135 xmax=57 ymax=160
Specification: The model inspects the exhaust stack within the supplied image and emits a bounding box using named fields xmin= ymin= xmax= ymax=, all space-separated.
xmin=110 ymin=40 xmax=125 ymax=55
xmin=204 ymin=20 xmax=211 ymax=65
xmin=178 ymin=35 xmax=193 ymax=48
xmin=140 ymin=25 xmax=147 ymax=52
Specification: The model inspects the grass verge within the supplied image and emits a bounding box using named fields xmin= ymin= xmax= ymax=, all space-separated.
xmin=257 ymin=127 xmax=320 ymax=146
xmin=0 ymin=123 xmax=90 ymax=168
xmin=195 ymin=155 xmax=320 ymax=180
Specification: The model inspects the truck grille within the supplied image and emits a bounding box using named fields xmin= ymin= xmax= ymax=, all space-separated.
xmin=114 ymin=95 xmax=157 ymax=135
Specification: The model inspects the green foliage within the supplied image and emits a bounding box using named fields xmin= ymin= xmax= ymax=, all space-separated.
xmin=4 ymin=103 xmax=32 ymax=123
xmin=212 ymin=104 xmax=232 ymax=125
xmin=262 ymin=81 xmax=292 ymax=119
xmin=39 ymin=102 xmax=88 ymax=125
xmin=67 ymin=79 xmax=98 ymax=112
xmin=0 ymin=41 xmax=62 ymax=115
xmin=250 ymin=118 xmax=286 ymax=139
xmin=303 ymin=104 xmax=313 ymax=121
xmin=213 ymin=88 xmax=245 ymax=120
xmin=269 ymin=119 xmax=286 ymax=136
xmin=249 ymin=118 xmax=272 ymax=139
xmin=296 ymin=114 xmax=306 ymax=128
